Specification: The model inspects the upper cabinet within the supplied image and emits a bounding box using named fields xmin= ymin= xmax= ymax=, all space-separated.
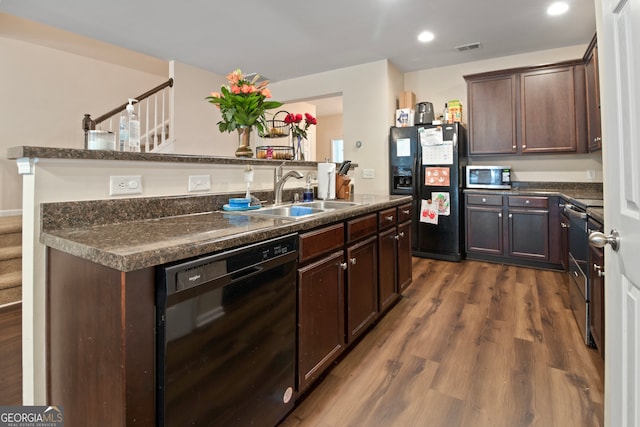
xmin=466 ymin=74 xmax=518 ymax=154
xmin=584 ymin=34 xmax=602 ymax=152
xmin=464 ymin=60 xmax=588 ymax=156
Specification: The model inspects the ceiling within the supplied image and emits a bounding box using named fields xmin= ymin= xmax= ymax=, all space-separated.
xmin=0 ymin=0 xmax=595 ymax=116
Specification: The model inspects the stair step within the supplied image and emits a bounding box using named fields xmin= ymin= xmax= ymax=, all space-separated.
xmin=0 ymin=285 xmax=21 ymax=307
xmin=0 ymin=216 xmax=21 ymax=235
xmin=0 ymin=271 xmax=21 ymax=291
xmin=0 ymin=246 xmax=21 ymax=262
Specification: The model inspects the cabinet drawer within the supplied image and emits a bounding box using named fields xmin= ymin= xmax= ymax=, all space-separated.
xmin=378 ymin=208 xmax=397 ymax=230
xmin=397 ymin=203 xmax=412 ymax=223
xmin=347 ymin=214 xmax=378 ymax=243
xmin=466 ymin=194 xmax=503 ymax=206
xmin=508 ymin=196 xmax=548 ymax=208
xmin=299 ymin=223 xmax=345 ymax=264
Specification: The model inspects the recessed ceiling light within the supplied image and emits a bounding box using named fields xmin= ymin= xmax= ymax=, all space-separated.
xmin=418 ymin=31 xmax=434 ymax=43
xmin=547 ymin=2 xmax=569 ymax=15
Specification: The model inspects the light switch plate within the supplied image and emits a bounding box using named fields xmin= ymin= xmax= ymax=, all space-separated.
xmin=362 ymin=169 xmax=375 ymax=179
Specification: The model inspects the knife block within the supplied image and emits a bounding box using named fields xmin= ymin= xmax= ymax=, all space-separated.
xmin=336 ymin=175 xmax=351 ymax=199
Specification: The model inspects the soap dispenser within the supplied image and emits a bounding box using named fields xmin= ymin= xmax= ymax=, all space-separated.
xmin=303 ymin=173 xmax=314 ymax=202
xmin=127 ymin=99 xmax=141 ymax=152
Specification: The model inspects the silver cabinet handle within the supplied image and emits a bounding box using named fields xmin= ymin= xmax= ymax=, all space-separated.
xmin=498 ymin=213 xmax=502 ymax=218
xmin=589 ymin=229 xmax=620 ymax=252
xmin=394 ymin=234 xmax=401 ymax=240
xmin=482 ymin=198 xmax=487 ymax=203
xmin=560 ymin=223 xmax=568 ymax=228
xmin=386 ymin=216 xmax=394 ymax=222
xmin=525 ymin=200 xmax=530 ymax=204
xmin=340 ymin=262 xmax=348 ymax=270
xmin=403 ymin=209 xmax=410 ymax=215
xmin=399 ymin=231 xmax=405 ymax=238
xmin=593 ymin=264 xmax=605 ymax=277
xmin=350 ymin=257 xmax=357 ymax=265
xmin=509 ymin=213 xmax=512 ymax=218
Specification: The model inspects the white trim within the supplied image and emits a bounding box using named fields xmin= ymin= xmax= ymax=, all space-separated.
xmin=0 ymin=209 xmax=22 ymax=217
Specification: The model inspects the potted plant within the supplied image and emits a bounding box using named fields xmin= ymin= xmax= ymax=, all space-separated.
xmin=206 ymin=69 xmax=283 ymax=157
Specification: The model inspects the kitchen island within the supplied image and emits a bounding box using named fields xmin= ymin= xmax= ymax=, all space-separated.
xmin=8 ymin=144 xmax=409 ymax=426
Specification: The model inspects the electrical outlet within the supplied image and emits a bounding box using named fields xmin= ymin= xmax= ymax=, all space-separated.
xmin=188 ymin=175 xmax=211 ymax=192
xmin=109 ymin=176 xmax=143 ymax=196
xmin=362 ymin=169 xmax=375 ymax=179
xmin=586 ymin=169 xmax=596 ymax=180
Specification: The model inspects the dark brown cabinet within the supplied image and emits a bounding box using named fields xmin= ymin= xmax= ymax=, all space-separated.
xmin=464 ymin=60 xmax=587 ymax=156
xmin=345 ymin=214 xmax=379 ymax=343
xmin=507 ymin=196 xmax=549 ymax=260
xmin=466 ymin=74 xmax=518 ymax=154
xmin=560 ymin=204 xmax=570 ymax=271
xmin=520 ymin=66 xmax=582 ymax=153
xmin=466 ymin=192 xmax=560 ymax=269
xmin=377 ymin=204 xmax=413 ymax=314
xmin=297 ymin=224 xmax=346 ymax=393
xmin=465 ymin=193 xmax=504 ymax=255
xmin=588 ymin=217 xmax=605 ymax=358
xmin=584 ymin=34 xmax=602 ymax=152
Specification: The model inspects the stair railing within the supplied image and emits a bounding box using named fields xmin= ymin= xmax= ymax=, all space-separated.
xmin=83 ymin=78 xmax=174 ymax=152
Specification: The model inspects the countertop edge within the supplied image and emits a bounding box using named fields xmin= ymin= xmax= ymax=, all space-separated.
xmin=42 ymin=196 xmax=412 ymax=272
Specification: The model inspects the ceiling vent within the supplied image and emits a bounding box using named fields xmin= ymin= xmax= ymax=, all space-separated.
xmin=455 ymin=42 xmax=482 ymax=52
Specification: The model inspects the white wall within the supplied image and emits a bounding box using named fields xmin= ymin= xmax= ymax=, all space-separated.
xmin=270 ymin=60 xmax=398 ymax=196
xmin=0 ymin=13 xmax=168 ymax=213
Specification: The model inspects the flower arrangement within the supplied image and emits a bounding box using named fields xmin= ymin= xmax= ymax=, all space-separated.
xmin=206 ymin=69 xmax=283 ymax=135
xmin=284 ymin=112 xmax=317 ymax=140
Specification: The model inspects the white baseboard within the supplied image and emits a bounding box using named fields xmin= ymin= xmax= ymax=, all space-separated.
xmin=0 ymin=209 xmax=22 ymax=217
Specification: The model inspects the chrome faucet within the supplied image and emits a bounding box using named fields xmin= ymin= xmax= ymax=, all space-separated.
xmin=274 ymin=163 xmax=304 ymax=204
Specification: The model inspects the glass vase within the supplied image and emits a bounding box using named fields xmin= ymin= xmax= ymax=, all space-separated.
xmin=295 ymin=135 xmax=306 ymax=161
xmin=235 ymin=126 xmax=253 ymax=158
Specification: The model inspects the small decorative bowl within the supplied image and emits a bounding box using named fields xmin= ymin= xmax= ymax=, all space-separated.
xmin=228 ymin=198 xmax=251 ymax=208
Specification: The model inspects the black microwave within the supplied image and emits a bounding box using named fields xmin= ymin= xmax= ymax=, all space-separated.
xmin=466 ymin=165 xmax=511 ymax=189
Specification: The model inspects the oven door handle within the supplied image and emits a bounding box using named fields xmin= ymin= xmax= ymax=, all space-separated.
xmin=564 ymin=205 xmax=587 ymax=220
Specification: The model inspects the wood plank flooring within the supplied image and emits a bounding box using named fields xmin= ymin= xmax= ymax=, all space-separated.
xmin=280 ymin=258 xmax=604 ymax=427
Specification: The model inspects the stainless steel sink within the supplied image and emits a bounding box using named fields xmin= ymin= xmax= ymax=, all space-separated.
xmin=297 ymin=201 xmax=360 ymax=210
xmin=224 ymin=200 xmax=361 ymax=221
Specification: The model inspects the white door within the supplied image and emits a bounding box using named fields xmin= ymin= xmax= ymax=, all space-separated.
xmin=594 ymin=0 xmax=640 ymax=425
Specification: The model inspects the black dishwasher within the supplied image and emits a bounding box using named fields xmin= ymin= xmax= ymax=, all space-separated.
xmin=156 ymin=234 xmax=298 ymax=427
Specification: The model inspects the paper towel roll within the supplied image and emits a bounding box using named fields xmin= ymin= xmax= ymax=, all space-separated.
xmin=317 ymin=163 xmax=336 ymax=200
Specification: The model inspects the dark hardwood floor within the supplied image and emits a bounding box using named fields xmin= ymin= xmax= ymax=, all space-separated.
xmin=280 ymin=258 xmax=604 ymax=427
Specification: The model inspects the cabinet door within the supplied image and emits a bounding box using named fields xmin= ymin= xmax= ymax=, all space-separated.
xmin=585 ymin=42 xmax=602 ymax=151
xmin=589 ymin=245 xmax=605 ymax=358
xmin=397 ymin=221 xmax=412 ymax=292
xmin=467 ymin=74 xmax=518 ymax=154
xmin=297 ymin=250 xmax=345 ymax=393
xmin=346 ymin=236 xmax=378 ymax=343
xmin=508 ymin=209 xmax=549 ymax=260
xmin=378 ymin=227 xmax=397 ymax=313
xmin=466 ymin=206 xmax=504 ymax=255
xmin=520 ymin=66 xmax=578 ymax=153
xmin=560 ymin=211 xmax=570 ymax=271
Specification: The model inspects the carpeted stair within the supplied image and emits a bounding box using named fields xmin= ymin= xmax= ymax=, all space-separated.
xmin=0 ymin=215 xmax=22 ymax=306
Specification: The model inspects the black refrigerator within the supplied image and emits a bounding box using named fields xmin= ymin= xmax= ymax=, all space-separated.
xmin=389 ymin=123 xmax=467 ymax=261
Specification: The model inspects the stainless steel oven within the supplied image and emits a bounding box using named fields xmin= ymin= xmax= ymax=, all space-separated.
xmin=564 ymin=203 xmax=592 ymax=345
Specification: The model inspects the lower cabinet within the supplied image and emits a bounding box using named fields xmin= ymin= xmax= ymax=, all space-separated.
xmin=297 ymin=249 xmax=346 ymax=393
xmin=345 ymin=214 xmax=379 ymax=344
xmin=466 ymin=192 xmax=560 ymax=268
xmin=378 ymin=204 xmax=413 ymax=313
xmin=465 ymin=194 xmax=504 ymax=255
xmin=297 ymin=223 xmax=346 ymax=394
xmin=297 ymin=204 xmax=413 ymax=393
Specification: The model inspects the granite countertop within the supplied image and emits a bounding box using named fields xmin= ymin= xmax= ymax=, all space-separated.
xmin=41 ymin=194 xmax=411 ymax=272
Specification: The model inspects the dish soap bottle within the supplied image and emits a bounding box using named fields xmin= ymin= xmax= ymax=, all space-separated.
xmin=303 ymin=173 xmax=314 ymax=202
xmin=127 ymin=99 xmax=140 ymax=152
